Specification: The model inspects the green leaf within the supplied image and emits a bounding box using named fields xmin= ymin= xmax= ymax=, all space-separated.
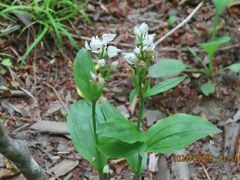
xmin=168 ymin=15 xmax=176 ymax=26
xmin=149 ymin=59 xmax=187 ymax=78
xmin=225 ymin=63 xmax=240 ymax=73
xmin=97 ymin=138 xmax=146 ymax=158
xmin=1 ymin=59 xmax=12 ymax=67
xmin=146 ymin=114 xmax=221 ymax=153
xmin=97 ymin=117 xmax=146 ymax=144
xmin=129 ymin=88 xmax=138 ymax=105
xmin=200 ymin=81 xmax=215 ymax=96
xmin=67 ymin=100 xmax=106 ymax=171
xmin=74 ymin=48 xmax=102 ymax=102
xmin=145 ymin=76 xmax=186 ymax=97
xmin=100 ymin=99 xmax=125 ymax=120
xmin=199 ymin=36 xmax=231 ymax=57
xmin=213 ymin=0 xmax=232 ymax=14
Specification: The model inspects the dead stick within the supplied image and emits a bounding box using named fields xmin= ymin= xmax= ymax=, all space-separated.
xmin=43 ymin=82 xmax=69 ymax=112
xmin=0 ymin=120 xmax=48 ymax=180
xmin=155 ymin=2 xmax=203 ymax=46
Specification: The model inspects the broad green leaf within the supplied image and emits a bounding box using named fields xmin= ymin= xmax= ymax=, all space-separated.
xmin=145 ymin=76 xmax=186 ymax=97
xmin=100 ymin=99 xmax=125 ymax=120
xmin=127 ymin=153 xmax=147 ymax=174
xmin=225 ymin=63 xmax=240 ymax=73
xmin=200 ymin=81 xmax=215 ymax=96
xmin=97 ymin=138 xmax=146 ymax=158
xmin=149 ymin=59 xmax=187 ymax=78
xmin=199 ymin=36 xmax=231 ymax=57
xmin=97 ymin=117 xmax=146 ymax=143
xmin=146 ymin=113 xmax=221 ymax=153
xmin=213 ymin=0 xmax=233 ymax=14
xmin=1 ymin=59 xmax=12 ymax=67
xmin=67 ymin=100 xmax=106 ymax=171
xmin=74 ymin=48 xmax=102 ymax=102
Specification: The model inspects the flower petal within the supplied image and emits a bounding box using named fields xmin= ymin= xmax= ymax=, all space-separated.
xmin=90 ymin=36 xmax=103 ymax=52
xmin=107 ymin=46 xmax=121 ymax=58
xmin=85 ymin=41 xmax=91 ymax=50
xmin=139 ymin=23 xmax=148 ymax=34
xmin=102 ymin=34 xmax=116 ymax=45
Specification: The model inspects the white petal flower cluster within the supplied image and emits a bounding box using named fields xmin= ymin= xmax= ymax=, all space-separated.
xmin=124 ymin=23 xmax=155 ymax=65
xmin=85 ymin=34 xmax=121 ymax=59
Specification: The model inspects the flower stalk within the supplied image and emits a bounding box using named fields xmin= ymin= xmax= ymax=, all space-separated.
xmin=123 ymin=23 xmax=155 ymax=179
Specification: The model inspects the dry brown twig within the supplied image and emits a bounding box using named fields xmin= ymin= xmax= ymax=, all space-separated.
xmin=43 ymin=82 xmax=69 ymax=112
xmin=154 ymin=1 xmax=204 ymax=46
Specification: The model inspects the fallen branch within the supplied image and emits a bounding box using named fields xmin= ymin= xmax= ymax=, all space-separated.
xmin=0 ymin=120 xmax=48 ymax=180
xmin=154 ymin=1 xmax=203 ymax=46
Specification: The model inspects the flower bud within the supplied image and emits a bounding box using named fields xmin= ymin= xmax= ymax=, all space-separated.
xmin=123 ymin=53 xmax=137 ymax=65
xmin=90 ymin=71 xmax=97 ymax=81
xmin=97 ymin=59 xmax=105 ymax=67
xmin=111 ymin=61 xmax=119 ymax=70
xmin=98 ymin=75 xmax=105 ymax=87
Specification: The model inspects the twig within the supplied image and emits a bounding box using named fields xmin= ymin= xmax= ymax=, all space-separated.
xmin=155 ymin=2 xmax=204 ymax=46
xmin=0 ymin=120 xmax=47 ymax=180
xmin=43 ymin=82 xmax=69 ymax=112
xmin=201 ymin=163 xmax=211 ymax=180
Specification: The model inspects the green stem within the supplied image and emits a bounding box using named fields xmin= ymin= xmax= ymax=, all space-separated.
xmin=92 ymin=102 xmax=104 ymax=180
xmin=135 ymin=70 xmax=145 ymax=180
xmin=136 ymin=83 xmax=144 ymax=131
xmin=208 ymin=54 xmax=214 ymax=79
xmin=92 ymin=101 xmax=98 ymax=144
xmin=135 ymin=155 xmax=143 ymax=180
xmin=212 ymin=13 xmax=220 ymax=40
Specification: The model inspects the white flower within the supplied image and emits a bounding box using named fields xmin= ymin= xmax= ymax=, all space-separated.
xmin=97 ymin=59 xmax=105 ymax=67
xmin=102 ymin=34 xmax=116 ymax=45
xmin=134 ymin=23 xmax=148 ymax=36
xmin=111 ymin=61 xmax=119 ymax=70
xmin=134 ymin=47 xmax=141 ymax=55
xmin=90 ymin=71 xmax=97 ymax=80
xmin=123 ymin=53 xmax=137 ymax=65
xmin=98 ymin=75 xmax=105 ymax=87
xmin=85 ymin=36 xmax=103 ymax=53
xmin=107 ymin=46 xmax=121 ymax=58
xmin=143 ymin=34 xmax=155 ymax=51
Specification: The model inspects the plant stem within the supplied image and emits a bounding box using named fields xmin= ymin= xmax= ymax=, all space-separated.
xmin=92 ymin=102 xmax=104 ymax=180
xmin=208 ymin=54 xmax=214 ymax=79
xmin=92 ymin=101 xmax=98 ymax=144
xmin=135 ymin=155 xmax=143 ymax=180
xmin=135 ymin=71 xmax=145 ymax=180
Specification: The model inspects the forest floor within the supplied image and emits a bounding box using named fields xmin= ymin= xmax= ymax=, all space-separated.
xmin=0 ymin=0 xmax=240 ymax=179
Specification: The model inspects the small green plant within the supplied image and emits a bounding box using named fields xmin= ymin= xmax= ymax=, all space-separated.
xmin=67 ymin=23 xmax=221 ymax=179
xmin=167 ymin=15 xmax=177 ymax=30
xmin=0 ymin=0 xmax=89 ymax=64
xmin=178 ymin=0 xmax=239 ymax=96
xmin=1 ymin=58 xmax=12 ymax=68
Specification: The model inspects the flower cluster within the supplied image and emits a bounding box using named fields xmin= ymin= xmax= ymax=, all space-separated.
xmin=85 ymin=34 xmax=121 ymax=61
xmin=85 ymin=33 xmax=121 ymax=87
xmin=124 ymin=23 xmax=155 ymax=65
